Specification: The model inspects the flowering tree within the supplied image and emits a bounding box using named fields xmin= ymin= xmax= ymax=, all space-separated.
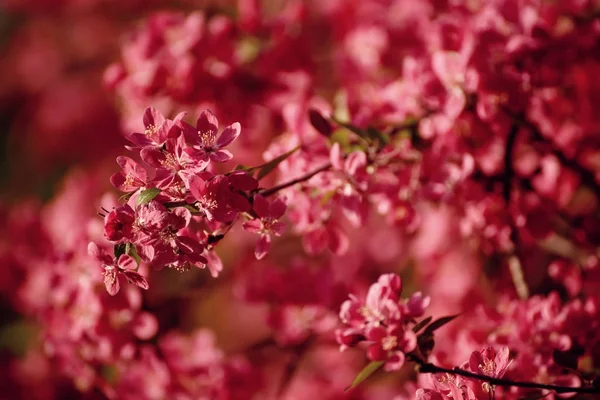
xmin=1 ymin=0 xmax=600 ymax=399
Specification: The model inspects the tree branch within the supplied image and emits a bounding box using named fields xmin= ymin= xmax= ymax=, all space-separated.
xmin=259 ymin=162 xmax=332 ymax=197
xmin=412 ymin=358 xmax=599 ymax=395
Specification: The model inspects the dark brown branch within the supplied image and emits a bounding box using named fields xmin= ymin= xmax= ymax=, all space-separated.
xmin=412 ymin=358 xmax=600 ymax=395
xmin=259 ymin=162 xmax=332 ymax=197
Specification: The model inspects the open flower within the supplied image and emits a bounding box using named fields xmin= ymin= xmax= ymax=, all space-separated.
xmin=242 ymin=194 xmax=286 ymax=260
xmin=88 ymin=242 xmax=149 ymax=295
xmin=182 ymin=109 xmax=241 ymax=162
xmin=468 ymin=346 xmax=512 ymax=380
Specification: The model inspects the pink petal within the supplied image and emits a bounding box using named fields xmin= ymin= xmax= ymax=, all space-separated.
xmin=253 ymin=194 xmax=270 ymax=218
xmin=366 ymin=343 xmax=386 ymax=361
xmin=176 ymin=235 xmax=205 ymax=256
xmin=210 ymin=149 xmax=233 ymax=163
xmin=143 ymin=107 xmax=166 ymax=128
xmin=345 ymin=150 xmax=367 ymax=175
xmin=469 ymin=350 xmax=484 ymax=374
xmin=110 ymin=172 xmax=129 ymax=192
xmin=384 ymin=351 xmax=405 ymax=372
xmin=140 ymin=147 xmax=166 ymax=168
xmin=330 ymin=142 xmax=344 ymax=170
xmin=88 ymin=242 xmax=113 ymax=265
xmin=216 ymin=122 xmax=241 ymax=148
xmin=181 ymin=120 xmax=201 ymax=145
xmin=133 ymin=312 xmax=158 ymax=340
xmin=228 ymin=172 xmax=258 ymax=191
xmin=104 ymin=269 xmax=120 ymax=296
xmin=254 ymin=235 xmax=271 ymax=260
xmin=117 ymin=254 xmax=137 ymax=271
xmin=206 ymin=250 xmax=223 ymax=278
xmin=242 ymin=219 xmax=263 ymax=234
xmin=188 ymin=175 xmax=207 ymax=201
xmin=196 ymin=109 xmax=219 ymax=137
xmin=366 ymin=326 xmax=387 ymax=341
xmin=271 ymin=220 xmax=286 ymax=236
xmin=269 ymin=197 xmax=287 ymax=219
xmin=378 ymin=273 xmax=402 ymax=292
xmin=123 ymin=270 xmax=149 ymax=290
xmin=327 ymin=225 xmax=349 ymax=255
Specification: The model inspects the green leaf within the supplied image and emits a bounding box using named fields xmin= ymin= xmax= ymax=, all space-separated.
xmin=256 ymin=146 xmax=300 ymax=181
xmin=367 ymin=126 xmax=390 ymax=146
xmin=0 ymin=321 xmax=38 ymax=357
xmin=119 ymin=191 xmax=134 ymax=202
xmin=128 ymin=245 xmax=141 ymax=266
xmin=137 ymin=188 xmax=161 ymax=205
xmin=331 ymin=116 xmax=368 ymax=139
xmin=412 ymin=316 xmax=433 ymax=333
xmin=114 ymin=243 xmax=127 ymax=259
xmin=101 ymin=364 xmax=120 ymax=385
xmin=345 ymin=361 xmax=384 ymax=391
xmin=423 ymin=314 xmax=460 ymax=335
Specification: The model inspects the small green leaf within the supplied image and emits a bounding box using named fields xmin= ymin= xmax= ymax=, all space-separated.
xmin=331 ymin=116 xmax=368 ymax=139
xmin=119 ymin=191 xmax=134 ymax=202
xmin=114 ymin=243 xmax=127 ymax=259
xmin=101 ymin=364 xmax=120 ymax=385
xmin=345 ymin=361 xmax=384 ymax=391
xmin=423 ymin=314 xmax=460 ymax=335
xmin=412 ymin=316 xmax=433 ymax=333
xmin=137 ymin=188 xmax=161 ymax=205
xmin=367 ymin=126 xmax=390 ymax=146
xmin=0 ymin=320 xmax=38 ymax=357
xmin=128 ymin=245 xmax=141 ymax=266
xmin=256 ymin=146 xmax=300 ymax=181
xmin=319 ymin=190 xmax=336 ymax=205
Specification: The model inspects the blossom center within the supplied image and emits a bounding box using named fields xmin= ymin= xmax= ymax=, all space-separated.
xmin=199 ymin=130 xmax=217 ymax=148
xmin=381 ymin=335 xmax=397 ymax=351
xmin=144 ymin=124 xmax=157 ymax=135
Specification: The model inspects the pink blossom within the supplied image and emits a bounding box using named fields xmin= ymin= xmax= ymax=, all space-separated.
xmin=242 ymin=194 xmax=287 ymax=260
xmin=88 ymin=242 xmax=149 ymax=295
xmin=182 ymin=109 xmax=241 ymax=163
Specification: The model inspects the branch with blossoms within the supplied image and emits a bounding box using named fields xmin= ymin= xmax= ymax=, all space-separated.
xmin=89 ymin=107 xmax=304 ymax=294
xmin=337 ymin=273 xmax=600 ymax=398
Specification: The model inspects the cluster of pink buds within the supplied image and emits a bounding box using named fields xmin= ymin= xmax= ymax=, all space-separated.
xmin=88 ymin=107 xmax=289 ymax=295
xmin=336 ymin=273 xmax=431 ymax=371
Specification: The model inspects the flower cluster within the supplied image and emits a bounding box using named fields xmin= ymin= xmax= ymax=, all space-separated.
xmin=2 ymin=0 xmax=600 ymax=399
xmin=89 ymin=107 xmax=292 ymax=295
xmin=336 ymin=273 xmax=430 ymax=371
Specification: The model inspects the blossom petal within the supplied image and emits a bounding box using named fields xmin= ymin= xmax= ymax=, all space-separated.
xmin=123 ymin=270 xmax=150 ymax=290
xmin=104 ymin=269 xmax=120 ymax=296
xmin=118 ymin=254 xmax=137 ymax=271
xmin=253 ymin=194 xmax=270 ymax=218
xmin=210 ymin=149 xmax=233 ymax=163
xmin=243 ymin=219 xmax=263 ymax=234
xmin=88 ymin=242 xmax=113 ymax=265
xmin=254 ymin=235 xmax=271 ymax=260
xmin=196 ymin=109 xmax=219 ymax=136
xmin=269 ymin=197 xmax=287 ymax=219
xmin=216 ymin=122 xmax=241 ymax=148
xmin=143 ymin=107 xmax=166 ymax=129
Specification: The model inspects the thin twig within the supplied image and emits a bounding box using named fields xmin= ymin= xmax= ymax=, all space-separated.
xmin=259 ymin=162 xmax=332 ymax=197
